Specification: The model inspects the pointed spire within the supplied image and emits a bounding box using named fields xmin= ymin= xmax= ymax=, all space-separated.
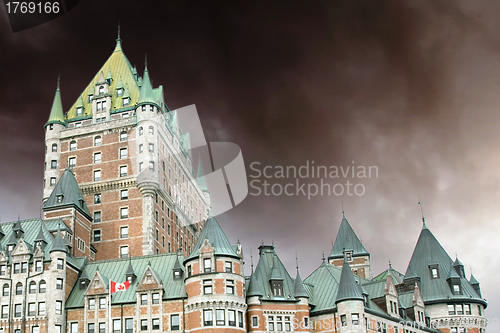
xmin=418 ymin=199 xmax=426 ymax=227
xmin=125 ymin=258 xmax=137 ymax=283
xmin=88 ymin=83 xmax=95 ymax=96
xmin=138 ymin=62 xmax=156 ymax=104
xmin=247 ymin=270 xmax=264 ymax=297
xmin=50 ymin=225 xmax=67 ymax=253
xmin=294 ymin=269 xmax=309 ymax=299
xmin=34 ymin=223 xmax=48 ymax=250
xmin=330 ymin=214 xmax=369 ymax=259
xmin=45 ymin=77 xmax=66 ymax=127
xmin=106 ymin=68 xmax=113 ymax=81
xmin=116 ymin=77 xmax=124 ymax=90
xmin=270 ymin=255 xmax=284 ymax=281
xmin=114 ymin=23 xmax=122 ymax=52
xmin=196 ymin=154 xmax=209 ymax=192
xmin=335 ymin=257 xmax=364 ymax=303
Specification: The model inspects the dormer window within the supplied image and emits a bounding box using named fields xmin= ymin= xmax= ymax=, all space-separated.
xmin=204 ymin=258 xmax=211 ymax=273
xmin=88 ymin=94 xmax=93 ymax=102
xmin=123 ymin=97 xmax=130 ymax=107
xmin=429 ymin=264 xmax=439 ymax=279
xmin=271 ymin=280 xmax=283 ymax=297
xmin=117 ymin=88 xmax=123 ymax=97
xmin=173 ymin=269 xmax=182 ymax=280
xmin=345 ymin=251 xmax=352 ymax=261
xmin=453 ymin=284 xmax=461 ymax=294
xmin=76 ymin=107 xmax=83 ymax=116
xmin=99 ymin=86 xmax=104 ymax=95
xmin=56 ymin=195 xmax=63 ymax=203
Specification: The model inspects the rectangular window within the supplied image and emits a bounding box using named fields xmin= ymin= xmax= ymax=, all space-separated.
xmin=28 ymin=302 xmax=35 ymax=316
xmin=204 ymin=309 xmax=213 ymax=326
xmin=204 ymin=258 xmax=211 ymax=273
xmin=120 ymin=246 xmax=129 ymax=258
xmin=93 ymin=229 xmax=101 ymax=242
xmin=152 ymin=318 xmax=160 ymax=330
xmin=149 ymin=161 xmax=155 ymax=171
xmin=113 ymin=319 xmax=121 ymax=333
xmin=99 ymin=297 xmax=106 ymax=309
xmin=1 ymin=305 xmax=7 ymax=319
xmin=448 ymin=304 xmax=455 ymax=315
xmin=225 ymin=261 xmax=233 ymax=272
xmin=252 ymin=316 xmax=258 ymax=327
xmin=121 ymin=189 xmax=128 ymax=199
xmin=202 ymin=279 xmax=212 ymax=293
xmin=55 ymin=300 xmax=62 ymax=314
xmin=50 ymin=177 xmax=56 ymax=186
xmin=88 ymin=324 xmax=95 ymax=333
xmin=99 ymin=323 xmax=105 ymax=333
xmin=464 ymin=304 xmax=471 ymax=315
xmin=226 ymin=280 xmax=235 ymax=294
xmin=70 ymin=141 xmax=77 ymax=150
xmin=14 ymin=263 xmax=20 ymax=273
xmin=139 ymin=144 xmax=143 ymax=154
xmin=56 ymin=278 xmax=63 ymax=290
xmin=352 ymin=313 xmax=359 ymax=325
xmin=341 ymin=315 xmax=347 ymax=326
xmin=120 ymin=132 xmax=127 ymax=141
xmin=94 ymin=136 xmax=102 ymax=146
xmin=38 ymin=302 xmax=46 ymax=316
xmin=216 ymin=309 xmax=225 ymax=326
xmin=152 ymin=292 xmax=160 ymax=304
xmin=149 ymin=143 xmax=154 ymax=152
xmin=32 ymin=327 xmax=40 ymax=333
xmin=125 ymin=318 xmax=134 ymax=333
xmin=94 ymin=211 xmax=102 ymax=223
xmin=121 ymin=226 xmax=129 ymax=238
xmin=21 ymin=262 xmax=28 ymax=273
xmin=0 ymin=265 xmax=5 ymax=275
xmin=57 ymin=258 xmax=64 ymax=269
xmin=120 ymin=148 xmax=128 ymax=159
xmin=77 ymin=238 xmax=85 ymax=251
xmin=123 ymin=98 xmax=130 ymax=107
xmin=94 ymin=193 xmax=101 ymax=204
xmin=94 ymin=170 xmax=101 ymax=181
xmin=120 ymin=165 xmax=128 ymax=177
xmin=88 ymin=298 xmax=95 ymax=310
xmin=141 ymin=319 xmax=148 ymax=331
xmin=238 ymin=311 xmax=244 ymax=328
xmin=68 ymin=157 xmax=76 ymax=167
xmin=228 ymin=310 xmax=236 ymax=326
xmin=456 ymin=304 xmax=463 ymax=315
xmin=70 ymin=323 xmax=78 ymax=333
xmin=121 ymin=207 xmax=129 ymax=218
xmin=171 ymin=314 xmax=180 ymax=330
xmin=94 ymin=152 xmax=101 ymax=164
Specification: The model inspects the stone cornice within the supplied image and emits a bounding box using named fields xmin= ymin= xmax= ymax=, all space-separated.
xmin=80 ymin=178 xmax=137 ymax=195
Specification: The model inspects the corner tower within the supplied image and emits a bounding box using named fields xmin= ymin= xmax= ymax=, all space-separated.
xmin=328 ymin=213 xmax=370 ymax=278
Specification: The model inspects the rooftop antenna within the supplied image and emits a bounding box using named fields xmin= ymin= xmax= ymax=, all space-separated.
xmin=418 ymin=197 xmax=425 ymax=225
xmin=389 ymin=259 xmax=392 ymax=268
xmin=341 ymin=202 xmax=345 ymax=218
xmin=322 ymin=251 xmax=325 ymax=263
xmin=117 ymin=21 xmax=121 ymax=41
xmin=250 ymin=250 xmax=254 ymax=272
xmin=57 ymin=74 xmax=60 ymax=90
xmin=295 ymin=252 xmax=299 ymax=272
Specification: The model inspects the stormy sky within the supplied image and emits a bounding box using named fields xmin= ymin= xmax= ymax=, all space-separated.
xmin=1 ymin=0 xmax=499 ymax=323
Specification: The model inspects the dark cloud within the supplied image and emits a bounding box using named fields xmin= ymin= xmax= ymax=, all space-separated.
xmin=0 ymin=0 xmax=498 ymax=318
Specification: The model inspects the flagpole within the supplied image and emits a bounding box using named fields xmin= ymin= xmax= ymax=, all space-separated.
xmin=109 ymin=282 xmax=112 ymax=333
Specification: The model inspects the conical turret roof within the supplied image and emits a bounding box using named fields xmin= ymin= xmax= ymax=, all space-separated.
xmin=138 ymin=65 xmax=156 ymax=105
xmin=294 ymin=269 xmax=309 ymax=298
xmin=247 ymin=271 xmax=264 ymax=297
xmin=186 ymin=216 xmax=238 ymax=261
xmin=335 ymin=257 xmax=364 ymax=303
xmin=50 ymin=226 xmax=67 ymax=253
xmin=46 ymin=78 xmax=66 ymax=127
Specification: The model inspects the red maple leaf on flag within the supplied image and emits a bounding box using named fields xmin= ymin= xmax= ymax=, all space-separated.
xmin=110 ymin=280 xmax=130 ymax=293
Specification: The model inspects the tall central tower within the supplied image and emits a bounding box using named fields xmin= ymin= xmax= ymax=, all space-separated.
xmin=42 ymin=37 xmax=210 ymax=261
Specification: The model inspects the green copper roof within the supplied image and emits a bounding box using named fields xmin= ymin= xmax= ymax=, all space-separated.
xmin=138 ymin=65 xmax=157 ymax=105
xmin=50 ymin=226 xmax=67 ymax=253
xmin=66 ymin=253 xmax=187 ymax=308
xmin=43 ymin=168 xmax=91 ymax=219
xmin=294 ymin=269 xmax=309 ymax=298
xmin=304 ymin=262 xmax=342 ymax=313
xmin=252 ymin=245 xmax=298 ymax=301
xmin=46 ymin=79 xmax=66 ymax=127
xmin=247 ymin=271 xmax=264 ymax=297
xmin=372 ymin=265 xmax=405 ymax=284
xmin=469 ymin=274 xmax=479 ymax=285
xmin=406 ymin=224 xmax=486 ymax=306
xmin=186 ymin=217 xmax=238 ymax=261
xmin=335 ymin=258 xmax=364 ymax=303
xmin=66 ymin=39 xmax=141 ymax=120
xmin=329 ymin=214 xmax=369 ymax=259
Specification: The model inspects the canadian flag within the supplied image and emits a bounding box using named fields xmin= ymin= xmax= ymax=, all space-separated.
xmin=110 ymin=280 xmax=130 ymax=293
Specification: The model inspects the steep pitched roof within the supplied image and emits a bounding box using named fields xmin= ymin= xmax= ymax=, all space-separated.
xmin=45 ymin=79 xmax=66 ymax=127
xmin=372 ymin=265 xmax=405 ymax=284
xmin=65 ymin=39 xmax=141 ymax=120
xmin=329 ymin=214 xmax=369 ymax=259
xmin=252 ymin=245 xmax=298 ymax=301
xmin=335 ymin=258 xmax=364 ymax=303
xmin=43 ymin=168 xmax=91 ymax=219
xmin=186 ymin=217 xmax=238 ymax=261
xmin=50 ymin=227 xmax=67 ymax=253
xmin=247 ymin=271 xmax=264 ymax=297
xmin=304 ymin=262 xmax=342 ymax=313
xmin=138 ymin=65 xmax=157 ymax=105
xmin=66 ymin=253 xmax=186 ymax=308
xmin=406 ymin=224 xmax=486 ymax=306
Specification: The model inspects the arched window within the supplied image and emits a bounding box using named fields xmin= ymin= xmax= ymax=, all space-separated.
xmin=51 ymin=143 xmax=57 ymax=152
xmin=15 ymin=282 xmax=23 ymax=295
xmin=39 ymin=280 xmax=46 ymax=293
xmin=120 ymin=131 xmax=127 ymax=142
xmin=94 ymin=136 xmax=102 ymax=146
xmin=139 ymin=127 xmax=143 ymax=136
xmin=69 ymin=140 xmax=77 ymax=151
xmin=149 ymin=126 xmax=154 ymax=135
xmin=29 ymin=281 xmax=36 ymax=294
xmin=99 ymin=86 xmax=104 ymax=95
xmin=2 ymin=284 xmax=9 ymax=296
